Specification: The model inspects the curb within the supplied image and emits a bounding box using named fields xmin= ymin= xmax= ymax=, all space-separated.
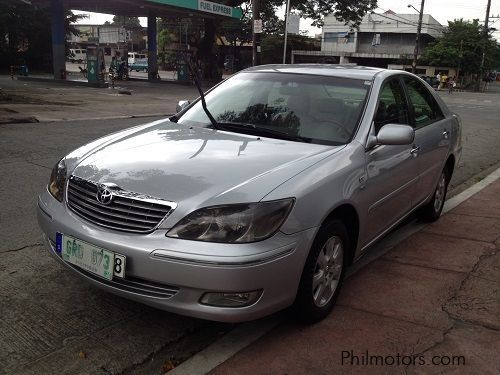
xmin=17 ymin=76 xmax=107 ymax=88
xmin=0 ymin=115 xmax=39 ymax=125
xmin=2 ymin=113 xmax=173 ymax=124
xmin=15 ymin=75 xmax=218 ymax=87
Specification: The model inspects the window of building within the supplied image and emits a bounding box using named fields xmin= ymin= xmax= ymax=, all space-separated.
xmin=324 ymin=32 xmax=353 ymax=43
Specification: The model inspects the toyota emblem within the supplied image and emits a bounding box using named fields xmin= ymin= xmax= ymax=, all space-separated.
xmin=96 ymin=185 xmax=113 ymax=205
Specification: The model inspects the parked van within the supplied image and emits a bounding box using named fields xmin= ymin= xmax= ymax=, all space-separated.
xmin=128 ymin=52 xmax=147 ymax=65
xmin=68 ymin=49 xmax=87 ymax=63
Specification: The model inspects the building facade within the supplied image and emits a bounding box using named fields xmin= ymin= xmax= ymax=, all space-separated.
xmin=68 ymin=24 xmax=147 ymax=55
xmin=292 ymin=11 xmax=444 ymax=71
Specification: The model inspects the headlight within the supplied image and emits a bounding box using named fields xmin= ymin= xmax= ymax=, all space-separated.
xmin=48 ymin=158 xmax=67 ymax=202
xmin=167 ymin=199 xmax=294 ymax=243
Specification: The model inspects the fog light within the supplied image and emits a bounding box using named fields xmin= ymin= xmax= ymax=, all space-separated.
xmin=200 ymin=290 xmax=262 ymax=307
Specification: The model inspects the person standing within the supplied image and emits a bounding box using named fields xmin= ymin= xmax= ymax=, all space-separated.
xmin=110 ymin=56 xmax=117 ymax=72
xmin=436 ymin=72 xmax=442 ymax=90
xmin=441 ymin=72 xmax=448 ymax=91
xmin=448 ymin=76 xmax=455 ymax=94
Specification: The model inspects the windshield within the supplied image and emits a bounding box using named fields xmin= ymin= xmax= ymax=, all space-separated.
xmin=178 ymin=72 xmax=370 ymax=145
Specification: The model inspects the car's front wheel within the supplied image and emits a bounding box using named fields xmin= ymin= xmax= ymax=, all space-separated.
xmin=418 ymin=167 xmax=449 ymax=222
xmin=294 ymin=218 xmax=349 ymax=323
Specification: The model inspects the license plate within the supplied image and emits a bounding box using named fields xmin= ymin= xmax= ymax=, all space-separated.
xmin=56 ymin=233 xmax=126 ymax=280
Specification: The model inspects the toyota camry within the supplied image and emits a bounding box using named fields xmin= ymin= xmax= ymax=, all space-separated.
xmin=37 ymin=65 xmax=461 ymax=323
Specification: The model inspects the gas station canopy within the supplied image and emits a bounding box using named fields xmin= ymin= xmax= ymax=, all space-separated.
xmin=40 ymin=0 xmax=243 ymax=81
xmin=59 ymin=0 xmax=242 ymax=19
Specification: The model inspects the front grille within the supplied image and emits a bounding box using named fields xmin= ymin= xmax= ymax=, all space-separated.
xmin=67 ymin=176 xmax=175 ymax=233
xmin=68 ymin=262 xmax=179 ymax=299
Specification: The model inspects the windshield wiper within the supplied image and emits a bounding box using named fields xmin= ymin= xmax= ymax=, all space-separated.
xmin=187 ymin=61 xmax=219 ymax=130
xmin=216 ymin=122 xmax=312 ymax=143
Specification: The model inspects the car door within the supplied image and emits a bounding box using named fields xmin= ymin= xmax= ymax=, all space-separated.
xmin=363 ymin=77 xmax=418 ymax=243
xmin=402 ymin=76 xmax=450 ymax=206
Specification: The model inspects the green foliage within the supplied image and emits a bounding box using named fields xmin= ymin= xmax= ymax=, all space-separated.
xmin=159 ymin=29 xmax=175 ymax=51
xmin=224 ymin=0 xmax=378 ymax=28
xmin=112 ymin=16 xmax=141 ymax=28
xmin=158 ymin=1 xmax=378 ymax=77
xmin=261 ymin=34 xmax=319 ymax=64
xmin=422 ymin=19 xmax=500 ymax=74
xmin=158 ymin=28 xmax=176 ymax=69
xmin=0 ymin=3 xmax=86 ymax=70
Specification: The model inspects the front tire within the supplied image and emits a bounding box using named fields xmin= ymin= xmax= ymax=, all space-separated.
xmin=294 ymin=219 xmax=349 ymax=323
xmin=418 ymin=168 xmax=449 ymax=222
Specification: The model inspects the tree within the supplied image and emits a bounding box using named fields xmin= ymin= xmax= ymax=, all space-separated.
xmin=196 ymin=0 xmax=376 ymax=79
xmin=0 ymin=3 xmax=86 ymax=70
xmin=261 ymin=34 xmax=320 ymax=64
xmin=155 ymin=1 xmax=377 ymax=79
xmin=224 ymin=0 xmax=377 ymax=28
xmin=158 ymin=28 xmax=175 ymax=70
xmin=422 ymin=19 xmax=500 ymax=76
xmin=112 ymin=16 xmax=141 ymax=28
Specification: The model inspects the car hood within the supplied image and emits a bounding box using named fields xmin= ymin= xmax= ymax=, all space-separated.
xmin=70 ymin=120 xmax=342 ymax=220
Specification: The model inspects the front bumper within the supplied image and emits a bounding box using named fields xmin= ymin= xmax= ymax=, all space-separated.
xmin=37 ymin=190 xmax=316 ymax=322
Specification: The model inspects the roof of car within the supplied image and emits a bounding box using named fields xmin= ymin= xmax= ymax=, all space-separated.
xmin=243 ymin=64 xmax=386 ymax=80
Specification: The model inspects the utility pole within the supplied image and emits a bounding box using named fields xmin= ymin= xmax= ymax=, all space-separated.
xmin=477 ymin=0 xmax=491 ymax=91
xmin=411 ymin=0 xmax=425 ymax=74
xmin=252 ymin=0 xmax=261 ymax=66
xmin=457 ymin=39 xmax=463 ymax=83
xmin=283 ymin=0 xmax=291 ymax=64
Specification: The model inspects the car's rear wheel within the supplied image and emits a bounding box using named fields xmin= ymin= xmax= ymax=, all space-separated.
xmin=418 ymin=167 xmax=449 ymax=222
xmin=294 ymin=218 xmax=349 ymax=323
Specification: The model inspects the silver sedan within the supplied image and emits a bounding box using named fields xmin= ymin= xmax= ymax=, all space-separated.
xmin=37 ymin=65 xmax=461 ymax=323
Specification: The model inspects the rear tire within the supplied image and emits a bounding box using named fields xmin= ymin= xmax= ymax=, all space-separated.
xmin=417 ymin=167 xmax=450 ymax=222
xmin=293 ymin=218 xmax=349 ymax=323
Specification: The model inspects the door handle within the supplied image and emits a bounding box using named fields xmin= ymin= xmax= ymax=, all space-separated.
xmin=442 ymin=130 xmax=449 ymax=139
xmin=410 ymin=146 xmax=420 ymax=157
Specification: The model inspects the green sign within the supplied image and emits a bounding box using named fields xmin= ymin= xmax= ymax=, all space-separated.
xmin=148 ymin=0 xmax=242 ymax=19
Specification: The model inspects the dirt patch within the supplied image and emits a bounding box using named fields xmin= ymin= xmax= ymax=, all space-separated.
xmin=0 ymin=89 xmax=75 ymax=106
xmin=0 ymin=107 xmax=18 ymax=114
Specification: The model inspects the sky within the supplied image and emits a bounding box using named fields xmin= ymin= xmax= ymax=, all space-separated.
xmin=73 ymin=0 xmax=500 ymax=38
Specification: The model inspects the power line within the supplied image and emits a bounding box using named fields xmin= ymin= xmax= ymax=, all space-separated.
xmin=370 ymin=12 xmax=445 ymax=33
xmin=375 ymin=7 xmax=446 ymax=28
xmin=370 ymin=10 xmax=444 ymax=31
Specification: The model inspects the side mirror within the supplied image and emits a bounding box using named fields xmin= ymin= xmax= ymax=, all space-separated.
xmin=176 ymin=100 xmax=191 ymax=113
xmin=376 ymin=124 xmax=414 ymax=146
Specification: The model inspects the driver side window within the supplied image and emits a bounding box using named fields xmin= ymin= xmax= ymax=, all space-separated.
xmin=374 ymin=79 xmax=410 ymax=134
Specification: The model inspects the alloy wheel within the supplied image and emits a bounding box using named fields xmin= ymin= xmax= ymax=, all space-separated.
xmin=312 ymin=235 xmax=344 ymax=307
xmin=434 ymin=172 xmax=446 ymax=213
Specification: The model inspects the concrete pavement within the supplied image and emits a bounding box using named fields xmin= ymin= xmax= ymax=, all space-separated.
xmin=0 ymin=75 xmax=200 ymax=123
xmin=209 ymin=176 xmax=500 ymax=375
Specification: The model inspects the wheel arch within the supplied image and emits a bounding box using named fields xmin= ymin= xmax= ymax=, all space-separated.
xmin=444 ymin=154 xmax=455 ymax=183
xmin=321 ymin=203 xmax=360 ymax=265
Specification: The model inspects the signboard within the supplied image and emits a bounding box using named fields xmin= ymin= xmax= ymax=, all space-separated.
xmin=287 ymin=14 xmax=300 ymax=35
xmin=148 ymin=1 xmax=242 ymax=19
xmin=198 ymin=0 xmax=232 ymax=17
xmin=254 ymin=19 xmax=263 ymax=34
